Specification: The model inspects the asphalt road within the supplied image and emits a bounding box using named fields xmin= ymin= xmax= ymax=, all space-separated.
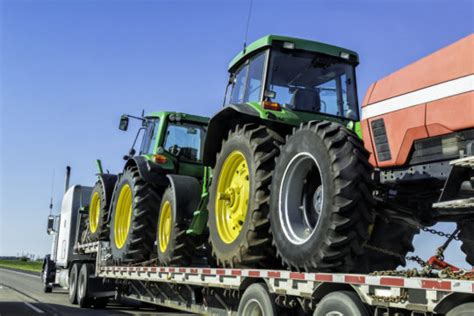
xmin=0 ymin=268 xmax=188 ymax=316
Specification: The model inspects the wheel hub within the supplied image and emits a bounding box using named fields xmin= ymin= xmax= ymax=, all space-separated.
xmin=114 ymin=184 xmax=133 ymax=249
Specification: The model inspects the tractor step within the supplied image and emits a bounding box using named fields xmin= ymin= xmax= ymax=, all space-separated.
xmin=450 ymin=156 xmax=474 ymax=168
xmin=433 ymin=198 xmax=474 ymax=209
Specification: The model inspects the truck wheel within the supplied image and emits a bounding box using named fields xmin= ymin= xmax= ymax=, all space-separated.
xmin=270 ymin=121 xmax=374 ymax=271
xmin=109 ymin=166 xmax=160 ymax=263
xmin=77 ymin=263 xmax=94 ymax=308
xmin=458 ymin=220 xmax=474 ymax=265
xmin=88 ymin=181 xmax=109 ymax=241
xmin=238 ymin=283 xmax=278 ymax=316
xmin=157 ymin=187 xmax=192 ymax=266
xmin=208 ymin=124 xmax=282 ymax=268
xmin=356 ymin=217 xmax=418 ymax=272
xmin=314 ymin=291 xmax=369 ymax=316
xmin=41 ymin=255 xmax=53 ymax=293
xmin=68 ymin=263 xmax=80 ymax=304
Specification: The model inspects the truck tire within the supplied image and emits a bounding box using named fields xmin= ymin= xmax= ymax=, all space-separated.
xmin=314 ymin=291 xmax=369 ymax=316
xmin=88 ymin=181 xmax=110 ymax=241
xmin=109 ymin=166 xmax=160 ymax=264
xmin=357 ymin=217 xmax=418 ymax=272
xmin=156 ymin=187 xmax=192 ymax=266
xmin=458 ymin=219 xmax=474 ymax=266
xmin=208 ymin=124 xmax=282 ymax=268
xmin=270 ymin=121 xmax=374 ymax=271
xmin=68 ymin=263 xmax=80 ymax=304
xmin=238 ymin=283 xmax=278 ymax=316
xmin=77 ymin=263 xmax=94 ymax=308
xmin=41 ymin=255 xmax=53 ymax=293
xmin=446 ymin=302 xmax=474 ymax=316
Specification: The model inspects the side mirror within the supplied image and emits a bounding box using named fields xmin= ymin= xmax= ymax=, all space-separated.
xmin=47 ymin=215 xmax=55 ymax=234
xmin=264 ymin=90 xmax=276 ymax=99
xmin=119 ymin=115 xmax=129 ymax=131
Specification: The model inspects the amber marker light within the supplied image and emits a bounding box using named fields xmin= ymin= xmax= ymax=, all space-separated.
xmin=262 ymin=101 xmax=281 ymax=111
xmin=152 ymin=154 xmax=167 ymax=164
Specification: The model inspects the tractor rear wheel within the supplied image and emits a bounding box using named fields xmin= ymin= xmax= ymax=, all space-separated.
xmin=109 ymin=166 xmax=160 ymax=264
xmin=208 ymin=124 xmax=282 ymax=268
xmin=270 ymin=121 xmax=374 ymax=271
xmin=88 ymin=181 xmax=110 ymax=241
xmin=458 ymin=219 xmax=474 ymax=266
xmin=156 ymin=187 xmax=193 ymax=266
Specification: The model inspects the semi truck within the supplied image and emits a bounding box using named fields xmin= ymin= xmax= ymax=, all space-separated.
xmin=43 ymin=34 xmax=474 ymax=315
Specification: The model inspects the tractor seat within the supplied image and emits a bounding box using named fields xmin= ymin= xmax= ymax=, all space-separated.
xmin=290 ymin=89 xmax=321 ymax=112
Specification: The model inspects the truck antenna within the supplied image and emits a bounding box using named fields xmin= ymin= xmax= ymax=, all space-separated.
xmin=243 ymin=0 xmax=254 ymax=52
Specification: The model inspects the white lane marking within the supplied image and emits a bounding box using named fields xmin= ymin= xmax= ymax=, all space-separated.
xmin=362 ymin=74 xmax=474 ymax=119
xmin=0 ymin=268 xmax=41 ymax=279
xmin=24 ymin=301 xmax=45 ymax=314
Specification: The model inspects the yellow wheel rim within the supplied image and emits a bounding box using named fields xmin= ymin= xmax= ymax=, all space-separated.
xmin=89 ymin=192 xmax=101 ymax=233
xmin=114 ymin=184 xmax=133 ymax=249
xmin=158 ymin=201 xmax=172 ymax=253
xmin=215 ymin=151 xmax=250 ymax=244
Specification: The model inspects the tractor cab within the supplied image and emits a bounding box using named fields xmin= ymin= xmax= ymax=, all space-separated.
xmin=119 ymin=111 xmax=209 ymax=178
xmin=225 ymin=35 xmax=360 ymax=121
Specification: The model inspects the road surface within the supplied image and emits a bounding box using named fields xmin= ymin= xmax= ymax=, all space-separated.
xmin=0 ymin=268 xmax=188 ymax=315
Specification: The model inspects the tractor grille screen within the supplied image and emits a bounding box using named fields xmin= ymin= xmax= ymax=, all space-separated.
xmin=371 ymin=118 xmax=392 ymax=162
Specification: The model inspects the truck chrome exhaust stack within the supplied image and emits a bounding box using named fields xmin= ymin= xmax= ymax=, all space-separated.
xmin=64 ymin=166 xmax=71 ymax=193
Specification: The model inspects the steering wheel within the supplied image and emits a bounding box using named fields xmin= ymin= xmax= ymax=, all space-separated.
xmin=168 ymin=144 xmax=181 ymax=157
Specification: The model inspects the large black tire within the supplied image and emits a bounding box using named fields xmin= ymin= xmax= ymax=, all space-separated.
xmin=314 ymin=291 xmax=369 ymax=316
xmin=109 ymin=166 xmax=160 ymax=264
xmin=88 ymin=181 xmax=110 ymax=241
xmin=357 ymin=217 xmax=418 ymax=272
xmin=156 ymin=187 xmax=193 ymax=266
xmin=458 ymin=219 xmax=474 ymax=266
xmin=270 ymin=121 xmax=374 ymax=272
xmin=208 ymin=124 xmax=283 ymax=268
xmin=77 ymin=263 xmax=93 ymax=308
xmin=237 ymin=283 xmax=278 ymax=316
xmin=446 ymin=302 xmax=474 ymax=316
xmin=41 ymin=255 xmax=53 ymax=293
xmin=68 ymin=263 xmax=80 ymax=304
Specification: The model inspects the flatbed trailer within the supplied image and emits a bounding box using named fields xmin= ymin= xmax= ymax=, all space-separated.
xmin=74 ymin=241 xmax=474 ymax=315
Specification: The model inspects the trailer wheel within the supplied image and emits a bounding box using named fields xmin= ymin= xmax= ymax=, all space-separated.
xmin=270 ymin=121 xmax=374 ymax=271
xmin=208 ymin=124 xmax=282 ymax=268
xmin=238 ymin=283 xmax=277 ymax=316
xmin=88 ymin=180 xmax=110 ymax=241
xmin=68 ymin=263 xmax=80 ymax=304
xmin=157 ymin=187 xmax=192 ymax=266
xmin=314 ymin=291 xmax=369 ymax=316
xmin=109 ymin=166 xmax=160 ymax=263
xmin=446 ymin=302 xmax=474 ymax=316
xmin=458 ymin=220 xmax=474 ymax=266
xmin=77 ymin=263 xmax=94 ymax=308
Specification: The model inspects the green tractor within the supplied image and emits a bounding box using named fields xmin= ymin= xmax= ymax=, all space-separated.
xmin=88 ymin=111 xmax=209 ymax=266
xmin=203 ymin=35 xmax=375 ymax=271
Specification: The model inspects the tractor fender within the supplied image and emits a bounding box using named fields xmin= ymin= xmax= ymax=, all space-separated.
xmin=124 ymin=156 xmax=170 ymax=185
xmin=165 ymin=174 xmax=201 ymax=222
xmin=96 ymin=173 xmax=118 ymax=205
xmin=203 ymin=104 xmax=261 ymax=166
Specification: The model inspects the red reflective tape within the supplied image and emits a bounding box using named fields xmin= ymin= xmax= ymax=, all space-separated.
xmin=190 ymin=268 xmax=198 ymax=274
xmin=290 ymin=272 xmax=305 ymax=280
xmin=150 ymin=267 xmax=157 ymax=273
xmin=380 ymin=277 xmax=404 ymax=287
xmin=248 ymin=270 xmax=260 ymax=277
xmin=315 ymin=274 xmax=333 ymax=282
xmin=169 ymin=268 xmax=175 ymax=273
xmin=231 ymin=270 xmax=242 ymax=276
xmin=421 ymin=280 xmax=451 ymax=291
xmin=345 ymin=275 xmax=365 ymax=284
xmin=179 ymin=268 xmax=186 ymax=273
xmin=203 ymin=269 xmax=212 ymax=274
xmin=160 ymin=267 xmax=165 ymax=272
xmin=268 ymin=271 xmax=281 ymax=278
xmin=142 ymin=267 xmax=147 ymax=272
xmin=216 ymin=269 xmax=225 ymax=275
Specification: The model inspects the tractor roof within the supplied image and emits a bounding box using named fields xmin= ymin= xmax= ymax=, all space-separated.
xmin=228 ymin=35 xmax=359 ymax=72
xmin=146 ymin=111 xmax=209 ymax=124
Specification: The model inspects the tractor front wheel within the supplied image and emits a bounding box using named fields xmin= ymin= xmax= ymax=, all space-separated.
xmin=208 ymin=124 xmax=282 ymax=268
xmin=88 ymin=181 xmax=110 ymax=241
xmin=109 ymin=166 xmax=160 ymax=264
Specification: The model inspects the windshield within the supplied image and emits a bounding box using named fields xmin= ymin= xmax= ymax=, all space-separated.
xmin=163 ymin=121 xmax=207 ymax=163
xmin=267 ymin=50 xmax=359 ymax=120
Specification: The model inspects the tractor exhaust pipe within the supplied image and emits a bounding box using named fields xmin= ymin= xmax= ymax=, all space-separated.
xmin=64 ymin=166 xmax=71 ymax=193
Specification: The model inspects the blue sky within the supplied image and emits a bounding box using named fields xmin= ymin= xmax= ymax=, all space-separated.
xmin=0 ymin=0 xmax=473 ymax=267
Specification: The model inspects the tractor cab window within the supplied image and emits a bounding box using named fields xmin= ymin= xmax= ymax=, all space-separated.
xmin=229 ymin=51 xmax=267 ymax=104
xmin=266 ymin=50 xmax=359 ymax=120
xmin=139 ymin=118 xmax=160 ymax=155
xmin=163 ymin=121 xmax=206 ymax=163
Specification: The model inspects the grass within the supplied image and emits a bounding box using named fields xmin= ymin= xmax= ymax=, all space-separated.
xmin=0 ymin=259 xmax=43 ymax=273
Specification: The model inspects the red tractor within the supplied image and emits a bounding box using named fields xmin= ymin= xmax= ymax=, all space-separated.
xmin=360 ymin=34 xmax=474 ymax=267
